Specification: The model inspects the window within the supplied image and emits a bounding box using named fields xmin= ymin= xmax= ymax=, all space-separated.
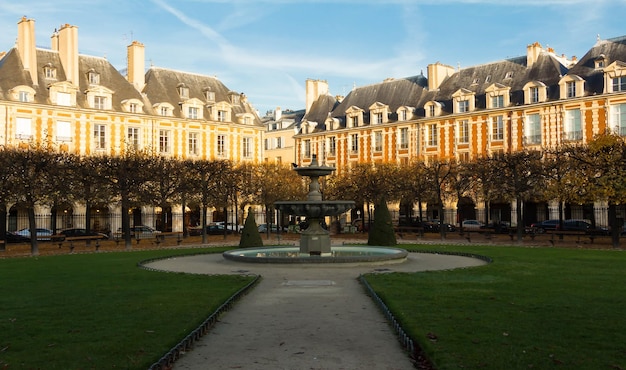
xmin=217 ymin=110 xmax=227 ymax=122
xmin=204 ymin=90 xmax=215 ymax=101
xmin=276 ymin=137 xmax=282 ymax=149
xmin=178 ymin=85 xmax=189 ymax=99
xmin=351 ymin=134 xmax=359 ymax=153
xmin=458 ymin=100 xmax=469 ymax=113
xmin=56 ymin=120 xmax=71 ymax=142
xmin=19 ymin=91 xmax=30 ymax=102
xmin=88 ymin=71 xmax=100 ymax=85
xmin=505 ymin=71 xmax=514 ymax=79
xmin=610 ymin=103 xmax=626 ymax=136
xmin=127 ymin=127 xmax=140 ymax=149
xmin=188 ymin=107 xmax=198 ymax=119
xmin=304 ymin=140 xmax=311 ymax=158
xmin=399 ymin=127 xmax=409 ymax=149
xmin=244 ymin=116 xmax=252 ymax=125
xmin=458 ymin=120 xmax=469 ymax=144
xmin=94 ymin=124 xmax=106 ymax=150
xmin=491 ymin=95 xmax=504 ymax=108
xmin=427 ymin=124 xmax=438 ymax=146
xmin=491 ymin=116 xmax=504 ymax=141
xmin=188 ymin=132 xmax=199 ymax=155
xmin=352 ymin=116 xmax=359 ymax=127
xmin=44 ymin=65 xmax=56 ymax=79
xmin=264 ymin=138 xmax=269 ymax=150
xmin=564 ymin=109 xmax=582 ymax=141
xmin=129 ymin=103 xmax=138 ymax=113
xmin=242 ymin=137 xmax=252 ymax=158
xmin=16 ymin=117 xmax=32 ymax=139
xmin=525 ymin=114 xmax=542 ymax=145
xmin=159 ymin=129 xmax=170 ymax=153
xmin=217 ymin=135 xmax=227 ymax=157
xmin=374 ymin=112 xmax=383 ymax=124
xmin=566 ymin=81 xmax=576 ymax=98
xmin=160 ymin=106 xmax=169 ymax=116
xmin=429 ymin=105 xmax=435 ymax=117
xmin=94 ymin=96 xmax=106 ymax=110
xmin=399 ymin=110 xmax=407 ymax=121
xmin=374 ymin=131 xmax=383 ymax=152
xmin=328 ymin=137 xmax=336 ymax=155
xmin=613 ymin=77 xmax=626 ymax=92
xmin=485 ymin=75 xmax=492 ymax=83
xmin=530 ymin=87 xmax=539 ymax=103
xmin=57 ymin=92 xmax=71 ymax=106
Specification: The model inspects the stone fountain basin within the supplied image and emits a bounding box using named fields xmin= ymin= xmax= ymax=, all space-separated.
xmin=294 ymin=167 xmax=334 ymax=177
xmin=274 ymin=200 xmax=355 ymax=217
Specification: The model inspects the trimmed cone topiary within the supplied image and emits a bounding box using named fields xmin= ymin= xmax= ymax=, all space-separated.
xmin=367 ymin=197 xmax=397 ymax=246
xmin=239 ymin=209 xmax=263 ymax=248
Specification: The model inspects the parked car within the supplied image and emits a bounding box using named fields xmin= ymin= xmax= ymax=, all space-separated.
xmin=15 ymin=228 xmax=54 ymax=241
xmin=530 ymin=219 xmax=560 ymax=233
xmin=480 ymin=221 xmax=511 ymax=233
xmin=5 ymin=231 xmax=31 ymax=243
xmin=557 ymin=219 xmax=609 ymax=235
xmin=258 ymin=223 xmax=286 ymax=233
xmin=115 ymin=225 xmax=161 ymax=239
xmin=214 ymin=222 xmax=243 ymax=233
xmin=461 ymin=220 xmax=484 ymax=230
xmin=420 ymin=220 xmax=456 ymax=233
xmin=52 ymin=228 xmax=109 ymax=241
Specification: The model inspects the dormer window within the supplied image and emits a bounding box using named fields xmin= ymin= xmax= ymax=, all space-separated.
xmin=595 ymin=54 xmax=607 ymax=69
xmin=177 ymin=84 xmax=189 ymax=99
xmin=369 ymin=102 xmax=389 ymax=125
xmin=153 ymin=102 xmax=174 ymax=117
xmin=230 ymin=93 xmax=240 ymax=105
xmin=613 ymin=77 xmax=626 ymax=92
xmin=485 ymin=83 xmax=511 ymax=109
xmin=424 ymin=101 xmax=442 ymax=117
xmin=10 ymin=86 xmax=36 ymax=103
xmin=87 ymin=69 xmax=100 ymax=85
xmin=122 ymin=99 xmax=144 ymax=114
xmin=203 ymin=88 xmax=215 ymax=102
xmin=44 ymin=64 xmax=56 ymax=79
xmin=345 ymin=106 xmax=364 ymax=128
xmin=603 ymin=61 xmax=626 ymax=93
xmin=523 ymin=81 xmax=547 ymax=104
xmin=19 ymin=91 xmax=29 ymax=102
xmin=181 ymin=98 xmax=204 ymax=119
xmin=397 ymin=106 xmax=413 ymax=121
xmin=504 ymin=71 xmax=514 ymax=79
xmin=559 ymin=75 xmax=584 ymax=99
xmin=452 ymin=89 xmax=476 ymax=114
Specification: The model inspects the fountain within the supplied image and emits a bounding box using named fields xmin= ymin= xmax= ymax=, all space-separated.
xmin=222 ymin=154 xmax=408 ymax=263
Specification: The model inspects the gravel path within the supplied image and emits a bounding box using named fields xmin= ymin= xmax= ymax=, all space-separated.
xmin=145 ymin=249 xmax=487 ymax=369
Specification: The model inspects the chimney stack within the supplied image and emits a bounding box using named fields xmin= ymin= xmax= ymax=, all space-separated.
xmin=527 ymin=42 xmax=542 ymax=68
xmin=427 ymin=62 xmax=454 ymax=91
xmin=57 ymin=23 xmax=79 ymax=85
xmin=305 ymin=79 xmax=328 ymax=113
xmin=127 ymin=40 xmax=145 ymax=92
xmin=17 ymin=17 xmax=38 ymax=86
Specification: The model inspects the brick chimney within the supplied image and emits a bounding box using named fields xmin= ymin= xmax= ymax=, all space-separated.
xmin=17 ymin=17 xmax=38 ymax=86
xmin=305 ymin=79 xmax=328 ymax=113
xmin=527 ymin=42 xmax=542 ymax=68
xmin=57 ymin=23 xmax=79 ymax=85
xmin=127 ymin=40 xmax=145 ymax=92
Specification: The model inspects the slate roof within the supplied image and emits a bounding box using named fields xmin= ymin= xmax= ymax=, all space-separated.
xmin=567 ymin=37 xmax=626 ymax=95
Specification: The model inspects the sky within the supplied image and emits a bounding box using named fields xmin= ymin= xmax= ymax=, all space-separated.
xmin=1 ymin=0 xmax=625 ymax=116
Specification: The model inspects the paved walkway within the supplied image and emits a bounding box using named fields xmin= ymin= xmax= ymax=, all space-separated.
xmin=145 ymin=246 xmax=487 ymax=369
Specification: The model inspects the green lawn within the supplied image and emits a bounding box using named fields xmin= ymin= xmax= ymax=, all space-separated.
xmin=0 ymin=248 xmax=254 ymax=369
xmin=365 ymin=245 xmax=626 ymax=369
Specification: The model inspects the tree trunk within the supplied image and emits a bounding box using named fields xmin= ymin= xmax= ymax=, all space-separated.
xmin=28 ymin=206 xmax=39 ymax=256
xmin=201 ymin=205 xmax=208 ymax=244
xmin=121 ymin=202 xmax=131 ymax=250
xmin=0 ymin=202 xmax=6 ymax=252
xmin=516 ymin=197 xmax=524 ymax=242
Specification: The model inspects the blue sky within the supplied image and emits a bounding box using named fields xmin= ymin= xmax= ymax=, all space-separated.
xmin=1 ymin=0 xmax=625 ymax=115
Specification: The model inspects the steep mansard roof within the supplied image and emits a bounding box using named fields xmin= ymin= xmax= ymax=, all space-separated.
xmin=143 ymin=67 xmax=261 ymax=124
xmin=568 ymin=36 xmax=626 ymax=95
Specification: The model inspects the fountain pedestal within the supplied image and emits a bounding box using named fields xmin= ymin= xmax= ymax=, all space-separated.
xmin=274 ymin=155 xmax=354 ymax=256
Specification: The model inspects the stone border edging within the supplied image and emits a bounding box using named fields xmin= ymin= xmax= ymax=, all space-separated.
xmin=359 ymin=251 xmax=492 ymax=369
xmin=137 ymin=254 xmax=261 ymax=370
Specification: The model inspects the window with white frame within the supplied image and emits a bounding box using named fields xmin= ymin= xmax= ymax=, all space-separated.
xmin=351 ymin=134 xmax=358 ymax=153
xmin=16 ymin=117 xmax=32 ymax=139
xmin=159 ymin=129 xmax=170 ymax=153
xmin=56 ymin=120 xmax=71 ymax=142
xmin=610 ymin=103 xmax=626 ymax=136
xmin=129 ymin=103 xmax=138 ymax=113
xmin=525 ymin=114 xmax=542 ymax=145
xmin=566 ymin=81 xmax=576 ymax=98
xmin=264 ymin=138 xmax=269 ymax=150
xmin=276 ymin=137 xmax=282 ymax=149
xmin=491 ymin=116 xmax=504 ymax=141
xmin=160 ymin=106 xmax=169 ymax=116
xmin=44 ymin=65 xmax=56 ymax=79
xmin=458 ymin=100 xmax=469 ymax=113
xmin=328 ymin=136 xmax=336 ymax=155
xmin=373 ymin=112 xmax=383 ymax=124
xmin=94 ymin=96 xmax=107 ymax=110
xmin=399 ymin=109 xmax=407 ymax=121
xmin=399 ymin=127 xmax=409 ymax=149
xmin=217 ymin=135 xmax=227 ymax=157
xmin=530 ymin=87 xmax=539 ymax=103
xmin=242 ymin=137 xmax=252 ymax=158
xmin=374 ymin=131 xmax=383 ymax=152
xmin=491 ymin=95 xmax=504 ymax=108
xmin=178 ymin=85 xmax=189 ymax=99
xmin=94 ymin=124 xmax=106 ymax=150
xmin=188 ymin=106 xmax=198 ymax=119
xmin=188 ymin=133 xmax=199 ymax=155
xmin=427 ymin=124 xmax=438 ymax=146
xmin=564 ymin=109 xmax=582 ymax=141
xmin=351 ymin=115 xmax=359 ymax=127
xmin=19 ymin=91 xmax=30 ymax=102
xmin=57 ymin=92 xmax=71 ymax=106
xmin=127 ymin=127 xmax=140 ymax=149
xmin=204 ymin=90 xmax=215 ymax=102
xmin=88 ymin=71 xmax=100 ymax=85
xmin=217 ymin=110 xmax=227 ymax=122
xmin=304 ymin=139 xmax=311 ymax=158
xmin=458 ymin=120 xmax=469 ymax=144
xmin=613 ymin=77 xmax=626 ymax=92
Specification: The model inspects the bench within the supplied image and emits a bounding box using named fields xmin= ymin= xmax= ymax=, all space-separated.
xmin=112 ymin=232 xmax=160 ymax=245
xmin=153 ymin=231 xmax=183 ymax=246
xmin=54 ymin=235 xmax=104 ymax=252
xmin=548 ymin=231 xmax=587 ymax=246
xmin=395 ymin=226 xmax=424 ymax=239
